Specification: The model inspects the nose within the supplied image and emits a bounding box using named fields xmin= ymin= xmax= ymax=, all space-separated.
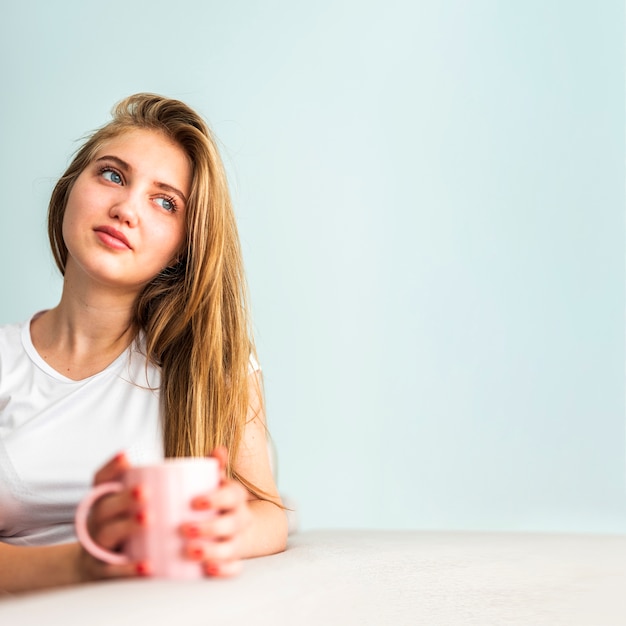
xmin=109 ymin=190 xmax=140 ymax=227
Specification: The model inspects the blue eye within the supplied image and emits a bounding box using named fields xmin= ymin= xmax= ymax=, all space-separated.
xmin=155 ymin=197 xmax=177 ymax=212
xmin=101 ymin=168 xmax=123 ymax=184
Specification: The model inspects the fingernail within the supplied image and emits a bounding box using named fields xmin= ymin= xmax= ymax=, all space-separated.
xmin=192 ymin=496 xmax=211 ymax=510
xmin=204 ymin=563 xmax=220 ymax=576
xmin=184 ymin=524 xmax=201 ymax=538
xmin=136 ymin=561 xmax=151 ymax=576
xmin=136 ymin=510 xmax=148 ymax=525
xmin=114 ymin=452 xmax=126 ymax=463
xmin=131 ymin=486 xmax=144 ymax=502
xmin=188 ymin=545 xmax=204 ymax=561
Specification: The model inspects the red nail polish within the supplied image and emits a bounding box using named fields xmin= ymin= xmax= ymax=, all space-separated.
xmin=136 ymin=510 xmax=148 ymax=525
xmin=189 ymin=546 xmax=204 ymax=561
xmin=205 ymin=563 xmax=219 ymax=576
xmin=193 ymin=496 xmax=211 ymax=510
xmin=185 ymin=524 xmax=200 ymax=538
xmin=131 ymin=486 xmax=144 ymax=502
xmin=136 ymin=562 xmax=151 ymax=576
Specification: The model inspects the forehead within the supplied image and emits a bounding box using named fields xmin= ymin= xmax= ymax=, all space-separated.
xmin=93 ymin=128 xmax=192 ymax=194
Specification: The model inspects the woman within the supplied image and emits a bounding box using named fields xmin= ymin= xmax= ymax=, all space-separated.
xmin=0 ymin=93 xmax=287 ymax=591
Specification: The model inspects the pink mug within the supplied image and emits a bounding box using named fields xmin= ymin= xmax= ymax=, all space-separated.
xmin=75 ymin=457 xmax=220 ymax=579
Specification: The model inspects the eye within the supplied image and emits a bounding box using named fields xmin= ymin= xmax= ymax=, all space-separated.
xmin=100 ymin=167 xmax=123 ymax=185
xmin=155 ymin=196 xmax=177 ymax=212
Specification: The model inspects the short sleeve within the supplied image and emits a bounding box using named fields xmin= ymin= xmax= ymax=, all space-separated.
xmin=248 ymin=352 xmax=260 ymax=373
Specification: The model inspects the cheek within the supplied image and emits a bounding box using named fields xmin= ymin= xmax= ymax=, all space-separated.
xmin=60 ymin=209 xmax=74 ymax=248
xmin=62 ymin=188 xmax=82 ymax=231
xmin=61 ymin=200 xmax=81 ymax=246
xmin=61 ymin=187 xmax=93 ymax=254
xmin=163 ymin=221 xmax=186 ymax=255
xmin=64 ymin=176 xmax=101 ymax=219
xmin=149 ymin=224 xmax=185 ymax=267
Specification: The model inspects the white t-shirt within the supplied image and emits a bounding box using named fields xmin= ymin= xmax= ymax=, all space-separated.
xmin=0 ymin=316 xmax=164 ymax=546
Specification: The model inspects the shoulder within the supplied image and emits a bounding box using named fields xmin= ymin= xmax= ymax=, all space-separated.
xmin=122 ymin=333 xmax=161 ymax=389
xmin=0 ymin=312 xmax=54 ymax=370
xmin=248 ymin=351 xmax=261 ymax=373
xmin=0 ymin=317 xmax=36 ymax=396
xmin=0 ymin=318 xmax=29 ymax=355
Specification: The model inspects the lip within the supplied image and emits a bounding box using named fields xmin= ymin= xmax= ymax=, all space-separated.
xmin=94 ymin=225 xmax=133 ymax=250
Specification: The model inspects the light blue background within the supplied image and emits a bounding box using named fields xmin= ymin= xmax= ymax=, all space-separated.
xmin=1 ymin=1 xmax=624 ymax=532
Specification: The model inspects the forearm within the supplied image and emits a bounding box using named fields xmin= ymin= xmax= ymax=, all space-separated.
xmin=241 ymin=499 xmax=288 ymax=558
xmin=0 ymin=541 xmax=82 ymax=593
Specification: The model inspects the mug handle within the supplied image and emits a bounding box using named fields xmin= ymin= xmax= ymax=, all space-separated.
xmin=75 ymin=482 xmax=130 ymax=565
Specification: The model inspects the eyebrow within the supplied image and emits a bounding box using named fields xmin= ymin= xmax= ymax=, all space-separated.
xmin=95 ymin=155 xmax=188 ymax=203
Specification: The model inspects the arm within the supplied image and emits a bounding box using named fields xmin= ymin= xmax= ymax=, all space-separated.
xmin=180 ymin=370 xmax=289 ymax=576
xmin=0 ymin=542 xmax=82 ymax=593
xmin=1 ymin=373 xmax=287 ymax=590
xmin=0 ymin=454 xmax=142 ymax=593
xmin=234 ymin=369 xmax=289 ymax=557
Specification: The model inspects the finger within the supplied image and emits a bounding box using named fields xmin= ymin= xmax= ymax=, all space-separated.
xmin=186 ymin=537 xmax=240 ymax=563
xmin=93 ymin=516 xmax=143 ymax=551
xmin=210 ymin=506 xmax=252 ymax=539
xmin=204 ymin=559 xmax=243 ymax=578
xmin=212 ymin=481 xmax=249 ymax=512
xmin=182 ymin=505 xmax=251 ymax=541
xmin=98 ymin=560 xmax=150 ymax=579
xmin=209 ymin=446 xmax=228 ymax=482
xmin=191 ymin=480 xmax=248 ymax=513
xmin=79 ymin=547 xmax=150 ymax=581
xmin=91 ymin=489 xmax=137 ymax=525
xmin=94 ymin=452 xmax=131 ymax=485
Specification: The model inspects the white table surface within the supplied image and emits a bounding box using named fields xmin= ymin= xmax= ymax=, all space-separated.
xmin=1 ymin=529 xmax=625 ymax=625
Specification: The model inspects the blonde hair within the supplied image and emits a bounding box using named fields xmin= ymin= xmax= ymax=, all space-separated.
xmin=48 ymin=93 xmax=261 ymax=494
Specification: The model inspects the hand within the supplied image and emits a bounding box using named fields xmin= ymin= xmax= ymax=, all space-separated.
xmin=180 ymin=447 xmax=252 ymax=577
xmin=77 ymin=452 xmax=146 ymax=581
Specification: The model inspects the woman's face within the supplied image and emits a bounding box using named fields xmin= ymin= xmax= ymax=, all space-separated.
xmin=62 ymin=128 xmax=192 ymax=295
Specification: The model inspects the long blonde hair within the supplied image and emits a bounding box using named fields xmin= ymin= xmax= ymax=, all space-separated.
xmin=48 ymin=93 xmax=259 ymax=491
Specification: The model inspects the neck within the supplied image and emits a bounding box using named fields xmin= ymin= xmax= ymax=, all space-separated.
xmin=30 ymin=273 xmax=141 ymax=380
